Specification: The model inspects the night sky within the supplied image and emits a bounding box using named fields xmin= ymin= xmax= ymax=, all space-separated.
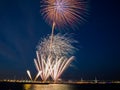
xmin=0 ymin=0 xmax=120 ymax=80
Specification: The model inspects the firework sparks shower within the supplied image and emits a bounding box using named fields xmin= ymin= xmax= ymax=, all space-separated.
xmin=34 ymin=51 xmax=75 ymax=81
xmin=26 ymin=0 xmax=85 ymax=82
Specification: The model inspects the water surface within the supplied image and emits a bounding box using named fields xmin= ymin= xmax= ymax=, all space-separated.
xmin=0 ymin=82 xmax=120 ymax=90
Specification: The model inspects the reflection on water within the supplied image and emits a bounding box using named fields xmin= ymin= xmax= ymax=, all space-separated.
xmin=0 ymin=82 xmax=119 ymax=90
xmin=23 ymin=84 xmax=73 ymax=90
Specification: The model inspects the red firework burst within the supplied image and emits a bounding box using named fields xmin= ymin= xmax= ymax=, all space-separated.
xmin=40 ymin=0 xmax=88 ymax=29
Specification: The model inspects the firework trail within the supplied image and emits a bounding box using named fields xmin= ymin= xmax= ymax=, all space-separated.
xmin=34 ymin=52 xmax=52 ymax=81
xmin=51 ymin=56 xmax=74 ymax=81
xmin=27 ymin=70 xmax=32 ymax=80
xmin=34 ymin=71 xmax=42 ymax=81
xmin=50 ymin=22 xmax=55 ymax=49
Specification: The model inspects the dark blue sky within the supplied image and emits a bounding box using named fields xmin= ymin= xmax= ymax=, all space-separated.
xmin=0 ymin=0 xmax=120 ymax=80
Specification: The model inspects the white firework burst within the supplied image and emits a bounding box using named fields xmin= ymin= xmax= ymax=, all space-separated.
xmin=37 ymin=33 xmax=77 ymax=58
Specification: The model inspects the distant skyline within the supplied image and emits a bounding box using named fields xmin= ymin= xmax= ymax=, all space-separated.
xmin=0 ymin=0 xmax=120 ymax=80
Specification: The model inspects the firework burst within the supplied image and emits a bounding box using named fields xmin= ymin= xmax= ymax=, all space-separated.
xmin=40 ymin=0 xmax=87 ymax=29
xmin=37 ymin=33 xmax=77 ymax=58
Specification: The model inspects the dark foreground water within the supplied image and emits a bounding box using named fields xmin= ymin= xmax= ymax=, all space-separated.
xmin=0 ymin=82 xmax=120 ymax=90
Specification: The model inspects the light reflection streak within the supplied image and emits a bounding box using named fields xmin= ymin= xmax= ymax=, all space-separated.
xmin=24 ymin=84 xmax=73 ymax=90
